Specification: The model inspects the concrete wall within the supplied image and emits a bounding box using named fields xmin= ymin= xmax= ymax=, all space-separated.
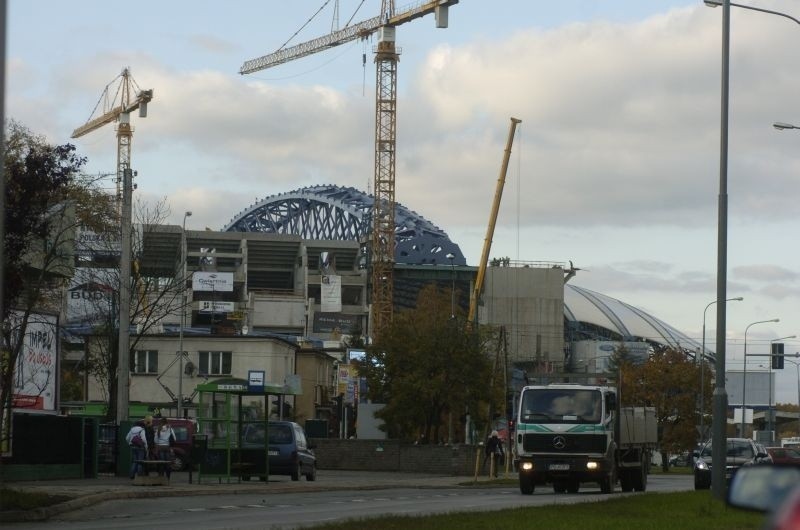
xmin=312 ymin=439 xmax=482 ymax=476
xmin=481 ymin=265 xmax=565 ymax=366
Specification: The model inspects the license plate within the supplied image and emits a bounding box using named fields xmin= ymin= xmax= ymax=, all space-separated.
xmin=549 ymin=464 xmax=570 ymax=471
xmin=268 ymin=450 xmax=279 ymax=456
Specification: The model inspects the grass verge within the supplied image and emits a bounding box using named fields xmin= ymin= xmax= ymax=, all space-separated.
xmin=0 ymin=487 xmax=71 ymax=512
xmin=309 ymin=490 xmax=763 ymax=530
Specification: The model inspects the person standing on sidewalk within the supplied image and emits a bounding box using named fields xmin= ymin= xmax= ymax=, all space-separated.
xmin=125 ymin=420 xmax=149 ymax=479
xmin=484 ymin=430 xmax=505 ymax=478
xmin=153 ymin=417 xmax=176 ymax=480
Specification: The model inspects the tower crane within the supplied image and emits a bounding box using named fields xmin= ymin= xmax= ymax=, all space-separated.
xmin=240 ymin=0 xmax=458 ymax=340
xmin=71 ymin=68 xmax=153 ymax=208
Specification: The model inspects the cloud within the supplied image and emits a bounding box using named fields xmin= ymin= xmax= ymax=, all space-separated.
xmin=733 ymin=265 xmax=799 ymax=283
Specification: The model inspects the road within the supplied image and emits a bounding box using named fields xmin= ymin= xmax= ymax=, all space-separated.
xmin=11 ymin=474 xmax=692 ymax=530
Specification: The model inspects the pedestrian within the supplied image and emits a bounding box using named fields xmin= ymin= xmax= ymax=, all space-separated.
xmin=125 ymin=420 xmax=149 ymax=479
xmin=153 ymin=417 xmax=176 ymax=479
xmin=485 ymin=430 xmax=505 ymax=478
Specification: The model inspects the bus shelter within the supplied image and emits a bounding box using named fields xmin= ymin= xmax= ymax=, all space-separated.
xmin=194 ymin=377 xmax=299 ymax=483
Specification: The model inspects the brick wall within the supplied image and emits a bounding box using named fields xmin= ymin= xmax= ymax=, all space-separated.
xmin=311 ymin=439 xmax=483 ymax=476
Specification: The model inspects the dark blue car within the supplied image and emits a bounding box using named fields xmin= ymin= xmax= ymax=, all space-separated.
xmin=242 ymin=421 xmax=316 ymax=481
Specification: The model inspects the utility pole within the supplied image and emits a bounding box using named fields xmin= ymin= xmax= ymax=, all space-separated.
xmin=116 ymin=167 xmax=133 ymax=423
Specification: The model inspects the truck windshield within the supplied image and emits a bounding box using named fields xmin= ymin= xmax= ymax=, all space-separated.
xmin=519 ymin=388 xmax=602 ymax=424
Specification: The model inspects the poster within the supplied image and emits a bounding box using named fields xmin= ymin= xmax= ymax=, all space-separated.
xmin=7 ymin=310 xmax=59 ymax=412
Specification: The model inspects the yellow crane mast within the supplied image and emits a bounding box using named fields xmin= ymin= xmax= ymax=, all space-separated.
xmin=240 ymin=0 xmax=458 ymax=340
xmin=71 ymin=68 xmax=153 ymax=208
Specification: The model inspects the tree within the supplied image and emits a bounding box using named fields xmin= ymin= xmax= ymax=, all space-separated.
xmin=620 ymin=347 xmax=702 ymax=470
xmin=71 ymin=197 xmax=187 ymax=421
xmin=2 ymin=121 xmax=113 ymax=447
xmin=357 ymin=284 xmax=498 ymax=443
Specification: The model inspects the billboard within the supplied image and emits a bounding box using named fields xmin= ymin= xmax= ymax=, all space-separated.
xmin=192 ymin=272 xmax=234 ymax=292
xmin=5 ymin=310 xmax=59 ymax=412
xmin=321 ymin=275 xmax=342 ymax=313
xmin=726 ymin=370 xmax=773 ymax=407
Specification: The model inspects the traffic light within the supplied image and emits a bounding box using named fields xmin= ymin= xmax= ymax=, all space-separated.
xmin=772 ymin=342 xmax=785 ymax=370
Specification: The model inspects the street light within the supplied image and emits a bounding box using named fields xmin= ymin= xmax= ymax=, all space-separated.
xmin=768 ymin=335 xmax=796 ymax=436
xmin=700 ymin=296 xmax=743 ymax=442
xmin=774 ymin=122 xmax=800 ymax=130
xmin=177 ymin=211 xmax=192 ymax=419
xmin=742 ymin=318 xmax=780 ymax=437
xmin=785 ymin=356 xmax=800 ymax=435
xmin=703 ymin=0 xmax=798 ymax=499
xmin=446 ymin=253 xmax=455 ymax=319
xmin=704 ymin=1 xmax=800 ymax=26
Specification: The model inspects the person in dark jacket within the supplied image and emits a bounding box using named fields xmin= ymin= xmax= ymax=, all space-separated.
xmin=484 ymin=430 xmax=505 ymax=477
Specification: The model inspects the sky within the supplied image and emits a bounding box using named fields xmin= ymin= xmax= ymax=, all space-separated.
xmin=7 ymin=1 xmax=800 ymax=402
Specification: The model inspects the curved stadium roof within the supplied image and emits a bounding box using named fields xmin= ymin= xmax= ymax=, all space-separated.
xmin=565 ymin=284 xmax=703 ymax=356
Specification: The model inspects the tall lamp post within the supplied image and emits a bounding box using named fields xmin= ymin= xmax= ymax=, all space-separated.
xmin=700 ymin=296 xmax=743 ymax=442
xmin=768 ymin=335 xmax=796 ymax=437
xmin=704 ymin=0 xmax=798 ymax=497
xmin=742 ymin=318 xmax=779 ymax=436
xmin=446 ymin=253 xmax=455 ymax=319
xmin=786 ymin=357 xmax=800 ymax=435
xmin=177 ymin=211 xmax=192 ymax=419
xmin=774 ymin=122 xmax=800 ymax=131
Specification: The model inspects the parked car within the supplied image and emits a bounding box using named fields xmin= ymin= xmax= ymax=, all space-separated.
xmin=163 ymin=418 xmax=197 ymax=471
xmin=669 ymin=452 xmax=692 ymax=467
xmin=242 ymin=421 xmax=316 ymax=481
xmin=693 ymin=438 xmax=770 ymax=490
xmin=766 ymin=447 xmax=800 ymax=465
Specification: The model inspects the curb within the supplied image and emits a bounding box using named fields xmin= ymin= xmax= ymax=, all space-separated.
xmin=0 ymin=479 xmax=487 ymax=523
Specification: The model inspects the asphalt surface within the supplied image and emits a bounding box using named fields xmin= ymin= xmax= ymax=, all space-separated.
xmin=1 ymin=469 xmax=493 ymax=523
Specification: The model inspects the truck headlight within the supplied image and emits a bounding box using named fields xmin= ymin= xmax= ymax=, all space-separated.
xmin=521 ymin=461 xmax=534 ymax=471
xmin=696 ymin=460 xmax=709 ymax=471
xmin=586 ymin=461 xmax=599 ymax=470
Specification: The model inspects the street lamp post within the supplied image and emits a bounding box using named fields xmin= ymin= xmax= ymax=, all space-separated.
xmin=446 ymin=253 xmax=455 ymax=319
xmin=704 ymin=0 xmax=798 ymax=498
xmin=774 ymin=122 xmax=800 ymax=131
xmin=742 ymin=318 xmax=779 ymax=437
xmin=700 ymin=296 xmax=743 ymax=443
xmin=704 ymin=1 xmax=800 ymax=26
xmin=768 ymin=335 xmax=796 ymax=437
xmin=177 ymin=211 xmax=192 ymax=419
xmin=786 ymin=357 xmax=800 ymax=435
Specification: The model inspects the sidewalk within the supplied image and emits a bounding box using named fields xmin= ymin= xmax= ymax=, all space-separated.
xmin=1 ymin=470 xmax=497 ymax=522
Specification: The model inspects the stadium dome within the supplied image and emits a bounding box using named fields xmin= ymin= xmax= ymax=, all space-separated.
xmin=565 ymin=284 xmax=702 ymax=356
xmin=223 ymin=184 xmax=466 ymax=266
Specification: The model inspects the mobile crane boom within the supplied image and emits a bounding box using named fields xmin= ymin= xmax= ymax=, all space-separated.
xmin=467 ymin=117 xmax=522 ymax=326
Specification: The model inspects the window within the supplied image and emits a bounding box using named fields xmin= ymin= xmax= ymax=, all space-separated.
xmin=130 ymin=350 xmax=158 ymax=374
xmin=199 ymin=351 xmax=232 ymax=375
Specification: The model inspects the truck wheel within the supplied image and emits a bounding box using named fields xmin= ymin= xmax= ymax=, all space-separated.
xmin=553 ymin=481 xmax=567 ymax=493
xmin=567 ymin=480 xmax=580 ymax=493
xmin=519 ymin=473 xmax=535 ymax=495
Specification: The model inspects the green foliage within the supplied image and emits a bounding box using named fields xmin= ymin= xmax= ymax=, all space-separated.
xmin=309 ymin=491 xmax=761 ymax=530
xmin=622 ymin=347 xmax=704 ymax=455
xmin=3 ymin=120 xmax=87 ymax=315
xmin=357 ymin=284 xmax=497 ymax=443
xmin=0 ymin=487 xmax=71 ymax=511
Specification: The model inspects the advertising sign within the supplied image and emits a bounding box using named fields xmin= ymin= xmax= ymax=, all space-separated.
xmin=192 ymin=272 xmax=234 ymax=292
xmin=198 ymin=300 xmax=235 ymax=313
xmin=312 ymin=312 xmax=358 ymax=334
xmin=321 ymin=274 xmax=342 ymax=313
xmin=6 ymin=310 xmax=59 ymax=412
